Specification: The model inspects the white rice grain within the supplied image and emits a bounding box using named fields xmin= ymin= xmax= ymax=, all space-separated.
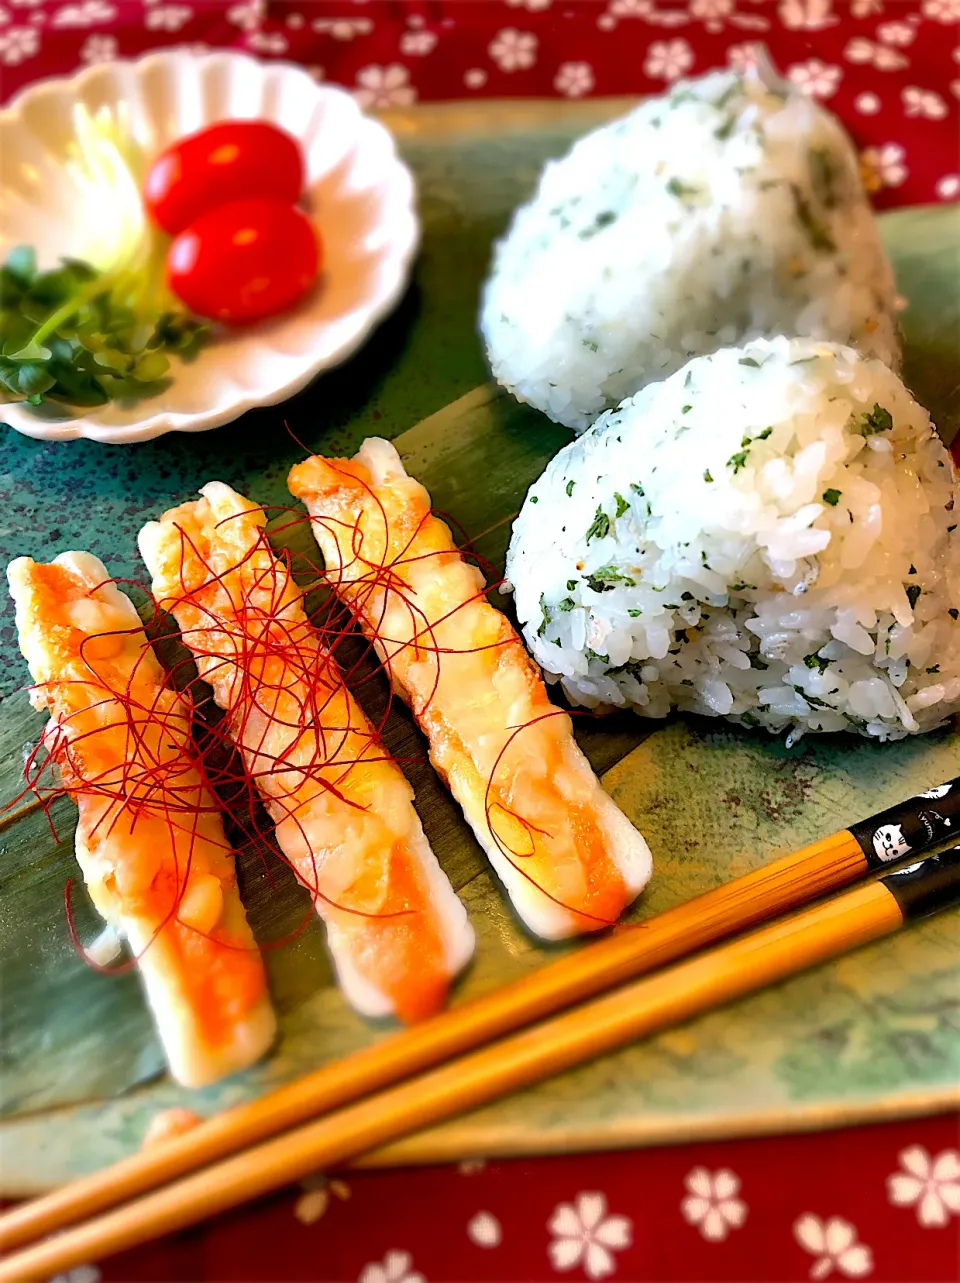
xmin=482 ymin=67 xmax=900 ymax=433
xmin=506 ymin=338 xmax=959 ymax=742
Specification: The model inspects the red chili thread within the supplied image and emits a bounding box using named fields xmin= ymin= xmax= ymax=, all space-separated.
xmin=5 ymin=466 xmax=621 ymax=968
xmin=277 ymin=462 xmax=623 ymax=930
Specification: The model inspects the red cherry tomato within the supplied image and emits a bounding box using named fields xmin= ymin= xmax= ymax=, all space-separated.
xmin=167 ymin=198 xmax=321 ymax=324
xmin=144 ymin=121 xmax=304 ymax=236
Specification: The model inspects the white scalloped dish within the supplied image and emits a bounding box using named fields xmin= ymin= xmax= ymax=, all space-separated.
xmin=0 ymin=51 xmax=419 ymax=445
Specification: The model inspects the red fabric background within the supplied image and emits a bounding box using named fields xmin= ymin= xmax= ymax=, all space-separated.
xmin=0 ymin=1 xmax=958 ymax=208
xmin=89 ymin=1112 xmax=960 ymax=1282
xmin=2 ymin=5 xmax=958 ymax=1281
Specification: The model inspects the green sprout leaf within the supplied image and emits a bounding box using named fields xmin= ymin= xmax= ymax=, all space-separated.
xmin=0 ymin=244 xmax=206 ymax=411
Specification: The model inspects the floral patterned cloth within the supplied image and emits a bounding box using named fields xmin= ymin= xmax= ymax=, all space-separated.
xmin=0 ymin=1 xmax=958 ymax=207
xmin=43 ymin=1113 xmax=959 ymax=1281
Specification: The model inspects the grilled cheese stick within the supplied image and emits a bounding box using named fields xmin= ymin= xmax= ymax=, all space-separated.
xmin=7 ymin=551 xmax=276 ymax=1087
xmin=289 ymin=439 xmax=652 ymax=940
xmin=139 ymin=483 xmax=474 ymax=1022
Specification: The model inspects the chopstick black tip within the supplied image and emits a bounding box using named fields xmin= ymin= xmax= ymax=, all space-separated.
xmin=879 ymin=845 xmax=960 ymax=922
xmin=850 ymin=778 xmax=960 ymax=869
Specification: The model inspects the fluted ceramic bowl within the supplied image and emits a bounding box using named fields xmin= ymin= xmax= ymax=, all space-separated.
xmin=0 ymin=51 xmax=419 ymax=444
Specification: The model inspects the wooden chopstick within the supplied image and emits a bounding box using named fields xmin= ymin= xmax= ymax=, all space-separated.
xmin=1 ymin=778 xmax=956 ymax=1259
xmin=4 ymin=846 xmax=959 ymax=1283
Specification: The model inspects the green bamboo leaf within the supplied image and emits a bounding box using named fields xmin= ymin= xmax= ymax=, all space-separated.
xmin=0 ymin=190 xmax=958 ymax=1192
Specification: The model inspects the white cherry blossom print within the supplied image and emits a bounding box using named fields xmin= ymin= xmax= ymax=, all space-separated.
xmin=844 ymin=37 xmax=908 ymax=70
xmin=467 ymin=1211 xmax=502 ymax=1248
xmin=903 ymin=86 xmax=948 ymax=118
xmin=548 ymin=1192 xmax=632 ymax=1280
xmin=688 ymin=0 xmax=742 ymax=29
xmin=877 ymin=20 xmax=915 ymax=45
xmin=554 ymin=61 xmax=594 ymax=98
xmin=855 ymin=91 xmax=881 ymax=113
xmin=845 ymin=36 xmax=874 ymax=62
xmin=489 ymin=27 xmax=537 ymax=72
xmin=358 ymin=1251 xmax=424 ymax=1283
xmin=145 ymin=5 xmax=193 ymax=32
xmin=285 ymin=11 xmax=304 ymax=28
xmin=874 ymin=45 xmax=910 ymax=70
xmin=226 ymin=0 xmax=261 ymax=31
xmin=293 ymin=1175 xmax=350 ymax=1226
xmin=51 ymin=0 xmax=115 ymax=27
xmin=851 ymin=0 xmax=883 ymax=13
xmin=680 ymin=1167 xmax=748 ymax=1242
xmin=646 ymin=6 xmax=690 ymax=24
xmin=596 ymin=0 xmax=681 ymax=28
xmin=506 ymin=0 xmax=553 ymax=9
xmin=644 ymin=38 xmax=694 ymax=81
xmin=690 ymin=0 xmax=733 ymax=17
xmin=354 ymin=63 xmax=416 ymax=108
xmin=794 ymin=1215 xmax=873 ymax=1279
xmin=937 ymin=174 xmax=960 ymax=198
xmin=611 ymin=0 xmax=654 ymax=15
xmin=246 ymin=30 xmax=287 ymax=55
xmin=0 ymin=8 xmax=9 ymax=26
xmin=952 ymin=79 xmax=960 ymax=98
xmin=0 ymin=22 xmax=37 ymax=61
xmin=788 ymin=59 xmax=842 ymax=98
xmin=9 ymin=0 xmax=46 ymax=7
xmin=312 ymin=17 xmax=373 ymax=40
xmin=464 ymin=67 xmax=487 ymax=88
xmin=400 ymin=29 xmax=437 ymax=56
xmin=727 ymin=41 xmax=762 ymax=71
xmin=860 ymin=142 xmax=908 ymax=191
xmin=887 ymin=1145 xmax=960 ymax=1227
xmin=923 ymin=0 xmax=960 ymax=20
xmin=689 ymin=0 xmax=768 ymax=34
xmin=778 ymin=0 xmax=837 ymax=30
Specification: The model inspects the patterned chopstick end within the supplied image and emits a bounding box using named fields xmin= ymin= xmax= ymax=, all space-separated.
xmin=849 ymin=779 xmax=960 ymax=868
xmin=879 ymin=846 xmax=960 ymax=922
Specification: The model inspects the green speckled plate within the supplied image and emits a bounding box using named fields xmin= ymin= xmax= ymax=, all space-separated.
xmin=1 ymin=102 xmax=958 ymax=1196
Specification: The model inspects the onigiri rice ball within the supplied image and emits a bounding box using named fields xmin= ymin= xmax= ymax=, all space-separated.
xmin=506 ymin=337 xmax=960 ymax=743
xmin=482 ymin=66 xmax=901 ymax=433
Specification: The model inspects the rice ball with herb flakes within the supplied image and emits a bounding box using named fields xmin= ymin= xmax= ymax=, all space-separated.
xmin=482 ymin=66 xmax=900 ymax=433
xmin=506 ymin=337 xmax=959 ymax=743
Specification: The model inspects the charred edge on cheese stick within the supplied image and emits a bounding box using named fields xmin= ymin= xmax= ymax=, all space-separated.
xmin=7 ymin=551 xmax=276 ymax=1087
xmin=138 ymin=483 xmax=474 ymax=1022
xmin=288 ymin=439 xmax=653 ymax=940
